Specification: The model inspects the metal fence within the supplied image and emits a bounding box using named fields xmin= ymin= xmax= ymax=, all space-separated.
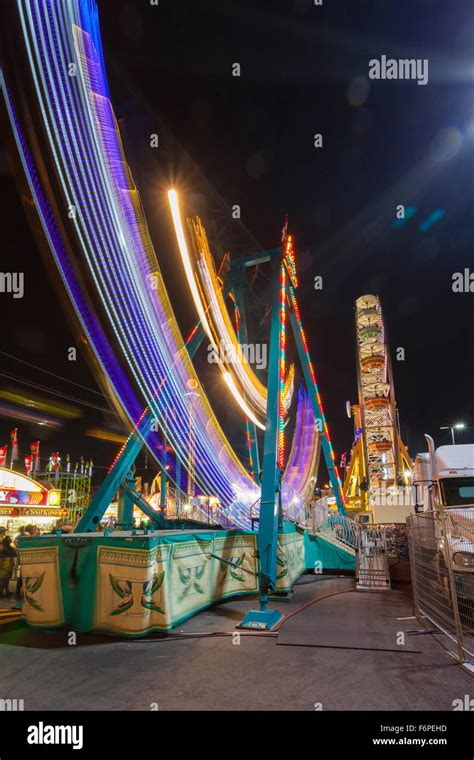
xmin=249 ymin=481 xmax=313 ymax=528
xmin=407 ymin=509 xmax=474 ymax=663
xmin=355 ymin=527 xmax=391 ymax=591
xmin=315 ymin=509 xmax=362 ymax=551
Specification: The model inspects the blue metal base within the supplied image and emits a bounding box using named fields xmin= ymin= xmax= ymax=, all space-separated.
xmin=238 ymin=608 xmax=283 ymax=630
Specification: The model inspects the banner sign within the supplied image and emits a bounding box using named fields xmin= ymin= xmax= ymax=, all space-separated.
xmin=0 ymin=488 xmax=47 ymax=506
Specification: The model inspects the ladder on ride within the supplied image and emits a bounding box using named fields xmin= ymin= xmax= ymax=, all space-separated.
xmin=356 ymin=528 xmax=391 ymax=592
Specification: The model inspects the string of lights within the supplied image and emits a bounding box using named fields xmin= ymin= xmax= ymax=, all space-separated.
xmin=288 ymin=283 xmax=345 ymax=502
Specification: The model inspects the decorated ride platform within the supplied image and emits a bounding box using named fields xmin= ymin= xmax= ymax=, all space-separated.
xmin=18 ymin=523 xmax=311 ymax=636
xmin=18 ymin=522 xmax=354 ymax=636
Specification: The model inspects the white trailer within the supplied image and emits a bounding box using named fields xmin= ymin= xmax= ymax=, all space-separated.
xmin=414 ymin=435 xmax=474 ymax=591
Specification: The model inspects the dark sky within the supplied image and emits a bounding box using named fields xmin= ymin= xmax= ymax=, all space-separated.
xmin=1 ymin=0 xmax=474 ymax=482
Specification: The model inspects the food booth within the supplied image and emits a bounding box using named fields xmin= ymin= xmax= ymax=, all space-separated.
xmin=0 ymin=467 xmax=66 ymax=535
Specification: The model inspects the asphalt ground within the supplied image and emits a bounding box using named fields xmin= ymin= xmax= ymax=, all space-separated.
xmin=0 ymin=575 xmax=471 ymax=711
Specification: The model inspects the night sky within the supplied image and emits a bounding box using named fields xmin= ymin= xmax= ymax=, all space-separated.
xmin=1 ymin=0 xmax=474 ymax=483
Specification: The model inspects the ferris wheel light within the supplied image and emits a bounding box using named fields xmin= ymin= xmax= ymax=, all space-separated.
xmin=170 ymin=191 xmax=266 ymax=435
xmin=222 ymin=372 xmax=266 ymax=430
xmin=168 ymin=189 xmax=214 ymax=345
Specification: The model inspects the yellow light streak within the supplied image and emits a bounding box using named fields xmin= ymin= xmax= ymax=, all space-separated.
xmin=223 ymin=372 xmax=265 ymax=430
xmin=168 ymin=189 xmax=215 ymax=345
xmin=169 ymin=189 xmax=266 ymax=431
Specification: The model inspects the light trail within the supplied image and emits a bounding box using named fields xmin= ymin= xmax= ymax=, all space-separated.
xmin=185 ymin=216 xmax=294 ymax=419
xmin=222 ymin=372 xmax=266 ymax=430
xmin=168 ymin=189 xmax=215 ymax=346
xmin=2 ymin=0 xmax=321 ymax=527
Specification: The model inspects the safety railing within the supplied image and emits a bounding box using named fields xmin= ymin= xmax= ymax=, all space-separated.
xmin=355 ymin=527 xmax=391 ymax=591
xmin=281 ymin=480 xmax=310 ymax=524
xmin=407 ymin=508 xmax=474 ymax=664
xmin=142 ymin=485 xmax=235 ymax=529
xmin=310 ymin=500 xmax=361 ymax=550
xmin=249 ymin=480 xmax=311 ymax=528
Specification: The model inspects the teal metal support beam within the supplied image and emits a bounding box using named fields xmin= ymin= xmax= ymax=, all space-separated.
xmin=75 ymin=261 xmax=263 ymax=535
xmin=75 ymin=414 xmax=155 ymax=533
xmin=117 ymin=473 xmax=136 ymax=528
xmin=231 ymin=247 xmax=281 ymax=270
xmin=231 ymin=274 xmax=260 ymax=484
xmin=160 ymin=432 xmax=167 ymax=509
xmin=239 ymin=255 xmax=283 ymax=631
xmin=128 ymin=489 xmax=167 ymax=529
xmin=288 ymin=308 xmax=346 ymax=515
xmin=176 ymin=457 xmax=182 ymax=516
xmin=257 ymin=258 xmax=283 ymax=592
xmin=186 ymin=326 xmax=206 ymax=359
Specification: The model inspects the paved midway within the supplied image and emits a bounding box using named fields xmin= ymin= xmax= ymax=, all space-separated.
xmin=0 ymin=576 xmax=471 ymax=711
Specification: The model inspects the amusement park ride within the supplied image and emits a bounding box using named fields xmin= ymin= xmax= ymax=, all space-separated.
xmin=0 ymin=0 xmax=410 ymax=633
xmin=343 ymin=295 xmax=412 ymax=515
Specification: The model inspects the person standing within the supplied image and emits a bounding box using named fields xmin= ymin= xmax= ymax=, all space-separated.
xmin=14 ymin=526 xmax=26 ymax=599
xmin=0 ymin=536 xmax=17 ymax=597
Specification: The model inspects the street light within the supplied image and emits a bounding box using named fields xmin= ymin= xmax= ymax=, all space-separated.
xmin=440 ymin=423 xmax=465 ymax=444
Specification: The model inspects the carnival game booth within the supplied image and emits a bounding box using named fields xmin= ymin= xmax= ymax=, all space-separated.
xmin=0 ymin=468 xmax=65 ymax=534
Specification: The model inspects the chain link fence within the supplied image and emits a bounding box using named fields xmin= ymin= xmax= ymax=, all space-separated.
xmin=407 ymin=509 xmax=474 ymax=663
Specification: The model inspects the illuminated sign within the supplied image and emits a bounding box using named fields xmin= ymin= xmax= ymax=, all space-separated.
xmin=47 ymin=490 xmax=61 ymax=507
xmin=0 ymin=469 xmax=44 ymax=492
xmin=0 ymin=489 xmax=47 ymax=506
xmin=0 ymin=468 xmax=58 ymax=510
xmin=0 ymin=507 xmax=68 ymax=518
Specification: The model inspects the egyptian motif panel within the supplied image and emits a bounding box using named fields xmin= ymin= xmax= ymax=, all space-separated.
xmin=275 ymin=532 xmax=305 ymax=591
xmin=169 ymin=538 xmax=214 ymax=622
xmin=94 ymin=543 xmax=171 ymax=635
xmin=19 ymin=546 xmax=64 ymax=627
xmin=212 ymin=533 xmax=258 ymax=598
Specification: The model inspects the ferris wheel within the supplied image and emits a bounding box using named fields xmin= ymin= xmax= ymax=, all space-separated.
xmin=356 ymin=294 xmax=398 ymax=489
xmin=344 ymin=294 xmax=412 ymax=509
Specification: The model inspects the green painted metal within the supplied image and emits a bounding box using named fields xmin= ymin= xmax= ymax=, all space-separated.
xmin=240 ymin=253 xmax=284 ymax=639
xmin=288 ymin=308 xmax=346 ymax=515
xmin=74 ymin=414 xmax=155 ymax=533
xmin=160 ymin=432 xmax=167 ymax=509
xmin=117 ymin=473 xmax=136 ymax=528
xmin=128 ymin=488 xmax=166 ymax=528
xmin=176 ymin=457 xmax=182 ymax=515
xmin=185 ymin=325 xmax=206 ymax=359
xmin=256 ymin=255 xmax=283 ymax=597
xmin=231 ymin=247 xmax=281 ymax=269
xmin=237 ymin=608 xmax=282 ymax=630
xmin=230 ymin=268 xmax=261 ymax=484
